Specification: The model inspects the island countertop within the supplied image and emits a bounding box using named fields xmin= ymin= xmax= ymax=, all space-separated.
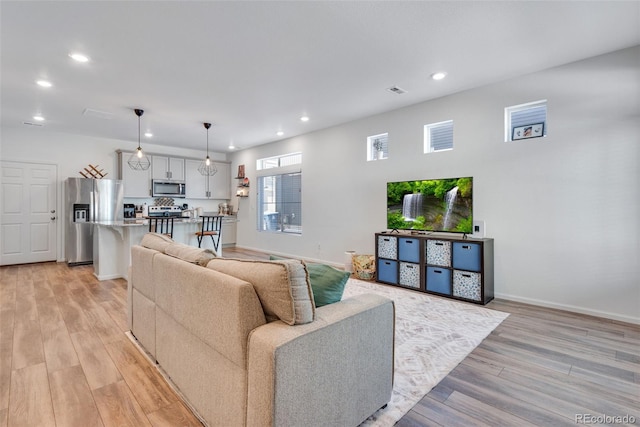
xmin=91 ymin=215 xmax=237 ymax=227
xmin=90 ymin=215 xmax=236 ymax=281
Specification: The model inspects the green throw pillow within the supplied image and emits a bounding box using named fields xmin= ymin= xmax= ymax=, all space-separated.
xmin=269 ymin=255 xmax=350 ymax=307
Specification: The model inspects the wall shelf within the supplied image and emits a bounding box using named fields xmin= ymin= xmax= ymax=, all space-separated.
xmin=235 ymin=176 xmax=249 ymax=197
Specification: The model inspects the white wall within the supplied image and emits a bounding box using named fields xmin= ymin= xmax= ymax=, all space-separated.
xmin=230 ymin=46 xmax=640 ymax=324
xmin=0 ymin=129 xmax=227 ymax=261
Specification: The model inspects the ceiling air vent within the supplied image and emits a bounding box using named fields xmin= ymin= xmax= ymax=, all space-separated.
xmin=23 ymin=121 xmax=44 ymax=127
xmin=387 ymin=86 xmax=407 ymax=95
xmin=83 ymin=108 xmax=114 ymax=120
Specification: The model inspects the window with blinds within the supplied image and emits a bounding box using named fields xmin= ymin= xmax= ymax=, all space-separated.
xmin=257 ymin=172 xmax=302 ymax=234
xmin=367 ymin=133 xmax=388 ymax=161
xmin=424 ymin=120 xmax=453 ymax=153
xmin=505 ymin=100 xmax=547 ymax=141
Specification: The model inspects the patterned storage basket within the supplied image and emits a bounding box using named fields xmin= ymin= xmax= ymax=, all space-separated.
xmin=352 ymin=254 xmax=376 ymax=280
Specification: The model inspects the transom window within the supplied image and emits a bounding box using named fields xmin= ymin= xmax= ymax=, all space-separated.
xmin=424 ymin=120 xmax=453 ymax=153
xmin=257 ymin=152 xmax=302 ymax=170
xmin=367 ymin=133 xmax=388 ymax=161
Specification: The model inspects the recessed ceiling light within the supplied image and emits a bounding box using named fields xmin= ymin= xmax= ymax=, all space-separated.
xmin=431 ymin=72 xmax=447 ymax=81
xmin=300 ymin=116 xmax=309 ymax=122
xmin=33 ymin=115 xmax=45 ymax=121
xmin=36 ymin=80 xmax=52 ymax=88
xmin=144 ymin=132 xmax=153 ymax=138
xmin=276 ymin=130 xmax=284 ymax=136
xmin=228 ymin=144 xmax=235 ymax=150
xmin=69 ymin=53 xmax=90 ymax=63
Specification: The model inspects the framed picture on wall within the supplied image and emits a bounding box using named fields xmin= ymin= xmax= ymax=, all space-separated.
xmin=512 ymin=123 xmax=544 ymax=140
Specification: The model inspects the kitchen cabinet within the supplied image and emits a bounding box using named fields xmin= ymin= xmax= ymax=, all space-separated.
xmin=152 ymin=155 xmax=185 ymax=181
xmin=185 ymin=159 xmax=207 ymax=199
xmin=117 ymin=150 xmax=152 ymax=198
xmin=210 ymin=162 xmax=231 ymax=199
xmin=221 ymin=217 xmax=237 ymax=246
xmin=185 ymin=159 xmax=231 ymax=199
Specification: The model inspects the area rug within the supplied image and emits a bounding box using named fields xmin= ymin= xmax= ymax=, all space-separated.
xmin=342 ymin=278 xmax=509 ymax=426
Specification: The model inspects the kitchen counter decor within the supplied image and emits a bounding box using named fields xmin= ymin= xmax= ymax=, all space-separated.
xmin=79 ymin=164 xmax=107 ymax=178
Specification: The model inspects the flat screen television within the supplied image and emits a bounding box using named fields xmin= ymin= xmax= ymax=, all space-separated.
xmin=387 ymin=177 xmax=473 ymax=233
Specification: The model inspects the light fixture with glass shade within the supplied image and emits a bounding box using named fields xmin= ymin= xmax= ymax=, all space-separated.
xmin=198 ymin=122 xmax=217 ymax=176
xmin=128 ymin=108 xmax=151 ymax=171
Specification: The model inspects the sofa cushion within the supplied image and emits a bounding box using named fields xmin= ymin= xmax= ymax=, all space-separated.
xmin=206 ymin=258 xmax=315 ymax=325
xmin=140 ymin=232 xmax=174 ymax=252
xmin=270 ymin=255 xmax=350 ymax=307
xmin=165 ymin=242 xmax=216 ymax=266
xmin=306 ymin=263 xmax=350 ymax=307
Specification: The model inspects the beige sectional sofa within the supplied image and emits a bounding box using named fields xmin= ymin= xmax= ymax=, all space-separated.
xmin=127 ymin=233 xmax=395 ymax=427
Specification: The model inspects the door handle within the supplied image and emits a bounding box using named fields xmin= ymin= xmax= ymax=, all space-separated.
xmin=50 ymin=216 xmax=56 ymax=220
xmin=50 ymin=209 xmax=56 ymax=213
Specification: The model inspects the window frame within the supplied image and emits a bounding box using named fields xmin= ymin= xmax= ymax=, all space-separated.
xmin=256 ymin=153 xmax=302 ymax=235
xmin=505 ymin=100 xmax=548 ymax=142
xmin=256 ymin=152 xmax=302 ymax=170
xmin=424 ymin=120 xmax=454 ymax=153
xmin=367 ymin=133 xmax=389 ymax=161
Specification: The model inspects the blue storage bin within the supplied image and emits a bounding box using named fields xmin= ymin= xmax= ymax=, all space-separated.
xmin=426 ymin=267 xmax=451 ymax=295
xmin=377 ymin=259 xmax=398 ymax=284
xmin=452 ymin=242 xmax=482 ymax=272
xmin=398 ymin=238 xmax=420 ymax=263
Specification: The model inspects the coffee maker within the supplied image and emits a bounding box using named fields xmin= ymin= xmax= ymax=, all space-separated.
xmin=123 ymin=204 xmax=135 ymax=219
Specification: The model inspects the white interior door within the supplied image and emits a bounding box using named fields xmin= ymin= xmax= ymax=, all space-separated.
xmin=1 ymin=161 xmax=57 ymax=265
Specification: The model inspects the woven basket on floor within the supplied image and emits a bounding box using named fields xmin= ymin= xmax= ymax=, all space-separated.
xmin=352 ymin=254 xmax=376 ymax=280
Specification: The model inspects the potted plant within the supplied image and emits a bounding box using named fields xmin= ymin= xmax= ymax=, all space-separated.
xmin=373 ymin=139 xmax=384 ymax=160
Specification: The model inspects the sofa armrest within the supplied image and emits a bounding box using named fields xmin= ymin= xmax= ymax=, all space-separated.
xmin=246 ymin=293 xmax=394 ymax=427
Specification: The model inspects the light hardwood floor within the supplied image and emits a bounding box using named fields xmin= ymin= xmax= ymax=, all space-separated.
xmin=1 ymin=248 xmax=638 ymax=426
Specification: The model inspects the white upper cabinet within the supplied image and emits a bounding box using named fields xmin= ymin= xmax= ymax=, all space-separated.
xmin=118 ymin=151 xmax=152 ymax=198
xmin=185 ymin=159 xmax=230 ymax=199
xmin=185 ymin=159 xmax=207 ymax=199
xmin=210 ymin=162 xmax=231 ymax=199
xmin=152 ymin=155 xmax=185 ymax=181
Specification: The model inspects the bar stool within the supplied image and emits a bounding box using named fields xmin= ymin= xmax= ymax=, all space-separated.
xmin=196 ymin=215 xmax=223 ymax=251
xmin=149 ymin=217 xmax=174 ymax=238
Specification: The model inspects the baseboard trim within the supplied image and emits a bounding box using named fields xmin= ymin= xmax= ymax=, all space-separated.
xmin=93 ymin=272 xmax=124 ymax=281
xmin=232 ymin=246 xmax=639 ymax=326
xmin=494 ymin=292 xmax=640 ymax=326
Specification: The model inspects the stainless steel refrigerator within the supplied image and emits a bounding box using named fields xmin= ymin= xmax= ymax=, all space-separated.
xmin=66 ymin=178 xmax=124 ymax=265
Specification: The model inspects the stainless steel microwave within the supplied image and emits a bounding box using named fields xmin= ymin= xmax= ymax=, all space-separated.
xmin=152 ymin=180 xmax=186 ymax=198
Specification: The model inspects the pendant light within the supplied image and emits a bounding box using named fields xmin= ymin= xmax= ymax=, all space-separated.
xmin=128 ymin=108 xmax=151 ymax=171
xmin=198 ymin=122 xmax=217 ymax=176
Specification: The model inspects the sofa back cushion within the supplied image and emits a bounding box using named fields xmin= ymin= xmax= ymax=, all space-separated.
xmin=140 ymin=232 xmax=174 ymax=252
xmin=165 ymin=242 xmax=216 ymax=266
xmin=206 ymin=258 xmax=315 ymax=325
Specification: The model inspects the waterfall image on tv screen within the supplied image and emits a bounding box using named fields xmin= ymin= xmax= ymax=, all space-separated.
xmin=387 ymin=177 xmax=473 ymax=233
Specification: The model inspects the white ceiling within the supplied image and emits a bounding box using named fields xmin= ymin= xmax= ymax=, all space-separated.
xmin=2 ymin=1 xmax=639 ymax=153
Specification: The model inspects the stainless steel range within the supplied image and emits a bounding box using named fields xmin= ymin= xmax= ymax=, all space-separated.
xmin=147 ymin=205 xmax=182 ymax=217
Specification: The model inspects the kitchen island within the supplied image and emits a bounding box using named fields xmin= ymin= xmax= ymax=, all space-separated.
xmin=91 ymin=216 xmax=236 ymax=281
